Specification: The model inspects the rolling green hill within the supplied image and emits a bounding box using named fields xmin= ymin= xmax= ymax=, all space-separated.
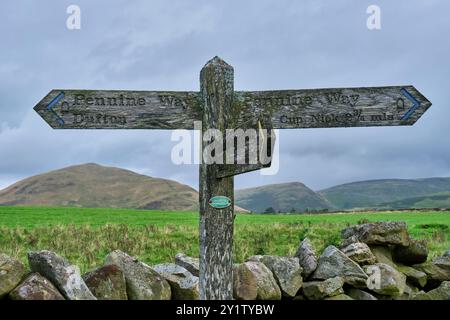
xmin=235 ymin=182 xmax=334 ymax=213
xmin=236 ymin=178 xmax=450 ymax=212
xmin=319 ymin=178 xmax=450 ymax=210
xmin=3 ymin=164 xmax=450 ymax=212
xmin=0 ymin=163 xmax=199 ymax=211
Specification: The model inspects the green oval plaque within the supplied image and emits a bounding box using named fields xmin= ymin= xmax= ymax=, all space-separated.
xmin=209 ymin=196 xmax=232 ymax=209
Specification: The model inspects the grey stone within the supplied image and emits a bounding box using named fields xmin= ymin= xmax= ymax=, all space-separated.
xmin=394 ymin=282 xmax=419 ymax=300
xmin=364 ymin=263 xmax=406 ymax=296
xmin=233 ymin=263 xmax=257 ymax=300
xmin=413 ymin=256 xmax=450 ymax=282
xmin=248 ymin=255 xmax=302 ymax=298
xmin=396 ymin=264 xmax=427 ymax=288
xmin=432 ymin=256 xmax=450 ymax=274
xmin=426 ymin=281 xmax=450 ymax=300
xmin=105 ymin=250 xmax=171 ymax=300
xmin=370 ymin=245 xmax=397 ymax=268
xmin=372 ymin=293 xmax=395 ymax=300
xmin=393 ymin=240 xmax=428 ymax=265
xmin=371 ymin=246 xmax=427 ymax=287
xmin=312 ymin=245 xmax=368 ymax=288
xmin=242 ymin=261 xmax=281 ymax=300
xmin=83 ymin=264 xmax=127 ymax=300
xmin=174 ymin=253 xmax=199 ymax=277
xmin=411 ymin=291 xmax=432 ymax=300
xmin=0 ymin=253 xmax=26 ymax=299
xmin=342 ymin=222 xmax=410 ymax=246
xmin=9 ymin=273 xmax=65 ymax=300
xmin=295 ymin=238 xmax=318 ymax=278
xmin=28 ymin=250 xmax=96 ymax=300
xmin=153 ymin=263 xmax=199 ymax=300
xmin=341 ymin=242 xmax=376 ymax=265
xmin=341 ymin=235 xmax=359 ymax=248
xmin=324 ymin=294 xmax=354 ymax=300
xmin=444 ymin=250 xmax=450 ymax=258
xmin=346 ymin=288 xmax=378 ymax=300
xmin=302 ymin=277 xmax=344 ymax=300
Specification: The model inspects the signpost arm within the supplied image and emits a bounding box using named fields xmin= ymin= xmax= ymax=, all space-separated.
xmin=199 ymin=56 xmax=235 ymax=300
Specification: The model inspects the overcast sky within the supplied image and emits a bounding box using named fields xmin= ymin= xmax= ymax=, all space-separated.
xmin=0 ymin=0 xmax=449 ymax=191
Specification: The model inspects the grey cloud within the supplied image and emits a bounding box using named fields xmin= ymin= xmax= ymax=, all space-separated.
xmin=1 ymin=0 xmax=450 ymax=192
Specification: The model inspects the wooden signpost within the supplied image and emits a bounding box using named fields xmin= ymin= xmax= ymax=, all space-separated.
xmin=34 ymin=56 xmax=432 ymax=300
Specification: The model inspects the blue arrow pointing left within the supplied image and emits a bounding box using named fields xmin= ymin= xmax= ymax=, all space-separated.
xmin=46 ymin=91 xmax=65 ymax=125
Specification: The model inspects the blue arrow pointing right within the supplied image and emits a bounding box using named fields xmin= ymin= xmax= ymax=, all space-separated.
xmin=400 ymin=88 xmax=421 ymax=121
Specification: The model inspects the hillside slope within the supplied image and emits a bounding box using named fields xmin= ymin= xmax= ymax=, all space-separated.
xmin=4 ymin=164 xmax=450 ymax=212
xmin=319 ymin=178 xmax=450 ymax=209
xmin=235 ymin=182 xmax=334 ymax=213
xmin=378 ymin=191 xmax=450 ymax=209
xmin=0 ymin=163 xmax=199 ymax=211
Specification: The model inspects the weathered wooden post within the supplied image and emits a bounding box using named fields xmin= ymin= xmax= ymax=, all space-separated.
xmin=199 ymin=57 xmax=235 ymax=300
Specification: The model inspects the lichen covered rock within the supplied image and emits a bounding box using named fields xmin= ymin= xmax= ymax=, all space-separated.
xmin=393 ymin=240 xmax=428 ymax=265
xmin=233 ymin=263 xmax=258 ymax=300
xmin=105 ymin=250 xmax=171 ymax=300
xmin=364 ymin=263 xmax=406 ymax=296
xmin=83 ymin=264 xmax=127 ymax=300
xmin=0 ymin=253 xmax=26 ymax=299
xmin=28 ymin=250 xmax=96 ymax=300
xmin=9 ymin=273 xmax=64 ymax=300
xmin=312 ymin=246 xmax=368 ymax=288
xmin=248 ymin=255 xmax=302 ymax=297
xmin=175 ymin=253 xmax=199 ymax=277
xmin=413 ymin=256 xmax=450 ymax=282
xmin=153 ymin=263 xmax=199 ymax=300
xmin=396 ymin=264 xmax=427 ymax=288
xmin=426 ymin=281 xmax=450 ymax=300
xmin=324 ymin=293 xmax=353 ymax=300
xmin=346 ymin=288 xmax=378 ymax=300
xmin=295 ymin=238 xmax=318 ymax=278
xmin=370 ymin=245 xmax=397 ymax=268
xmin=341 ymin=242 xmax=376 ymax=265
xmin=241 ymin=261 xmax=281 ymax=300
xmin=342 ymin=222 xmax=410 ymax=246
xmin=302 ymin=277 xmax=344 ymax=300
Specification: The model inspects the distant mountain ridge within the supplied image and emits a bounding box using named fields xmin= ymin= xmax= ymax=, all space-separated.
xmin=235 ymin=182 xmax=334 ymax=213
xmin=319 ymin=177 xmax=450 ymax=210
xmin=377 ymin=191 xmax=450 ymax=210
xmin=235 ymin=177 xmax=450 ymax=213
xmin=2 ymin=164 xmax=450 ymax=213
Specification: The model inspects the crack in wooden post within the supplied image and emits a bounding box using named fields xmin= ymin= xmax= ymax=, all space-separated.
xmin=199 ymin=56 xmax=235 ymax=300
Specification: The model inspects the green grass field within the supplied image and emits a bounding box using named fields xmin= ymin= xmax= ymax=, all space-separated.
xmin=0 ymin=206 xmax=449 ymax=273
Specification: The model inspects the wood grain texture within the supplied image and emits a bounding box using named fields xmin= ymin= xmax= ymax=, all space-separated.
xmin=216 ymin=123 xmax=276 ymax=179
xmin=233 ymin=86 xmax=432 ymax=129
xmin=34 ymin=86 xmax=431 ymax=130
xmin=198 ymin=57 xmax=235 ymax=300
xmin=34 ymin=90 xmax=201 ymax=129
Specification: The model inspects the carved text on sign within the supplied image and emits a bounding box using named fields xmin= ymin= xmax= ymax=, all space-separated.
xmin=72 ymin=113 xmax=127 ymax=125
xmin=73 ymin=94 xmax=146 ymax=107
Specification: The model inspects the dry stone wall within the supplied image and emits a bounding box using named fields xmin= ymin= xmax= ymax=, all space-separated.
xmin=0 ymin=221 xmax=449 ymax=300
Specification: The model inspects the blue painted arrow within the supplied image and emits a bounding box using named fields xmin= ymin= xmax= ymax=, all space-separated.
xmin=400 ymin=88 xmax=421 ymax=121
xmin=46 ymin=91 xmax=65 ymax=125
